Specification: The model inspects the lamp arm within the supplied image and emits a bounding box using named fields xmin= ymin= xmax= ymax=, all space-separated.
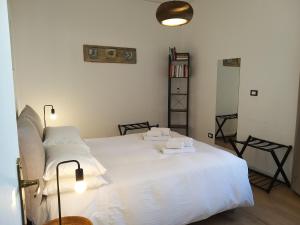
xmin=20 ymin=179 xmax=39 ymax=188
xmin=17 ymin=159 xmax=40 ymax=197
xmin=20 ymin=179 xmax=40 ymax=197
xmin=56 ymin=160 xmax=81 ymax=225
xmin=43 ymin=104 xmax=54 ymax=128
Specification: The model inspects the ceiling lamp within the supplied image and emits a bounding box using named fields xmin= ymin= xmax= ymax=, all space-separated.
xmin=156 ymin=1 xmax=193 ymax=27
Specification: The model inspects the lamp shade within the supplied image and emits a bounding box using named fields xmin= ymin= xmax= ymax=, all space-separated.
xmin=50 ymin=108 xmax=57 ymax=120
xmin=156 ymin=1 xmax=193 ymax=27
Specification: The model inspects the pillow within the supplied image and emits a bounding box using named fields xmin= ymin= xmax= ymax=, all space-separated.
xmin=45 ymin=143 xmax=90 ymax=154
xmin=43 ymin=176 xmax=108 ymax=196
xmin=17 ymin=116 xmax=45 ymax=223
xmin=43 ymin=126 xmax=89 ymax=150
xmin=19 ymin=105 xmax=44 ymax=139
xmin=44 ymin=144 xmax=106 ymax=181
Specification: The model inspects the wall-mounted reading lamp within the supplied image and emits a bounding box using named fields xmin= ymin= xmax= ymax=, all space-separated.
xmin=17 ymin=158 xmax=40 ymax=225
xmin=43 ymin=105 xmax=57 ymax=128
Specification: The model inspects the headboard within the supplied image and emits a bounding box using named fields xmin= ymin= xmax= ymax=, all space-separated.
xmin=17 ymin=105 xmax=46 ymax=224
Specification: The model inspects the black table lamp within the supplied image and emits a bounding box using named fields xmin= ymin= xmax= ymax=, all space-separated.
xmin=43 ymin=104 xmax=57 ymax=128
xmin=56 ymin=160 xmax=86 ymax=225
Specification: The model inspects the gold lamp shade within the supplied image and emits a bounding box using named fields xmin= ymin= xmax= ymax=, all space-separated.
xmin=156 ymin=1 xmax=193 ymax=27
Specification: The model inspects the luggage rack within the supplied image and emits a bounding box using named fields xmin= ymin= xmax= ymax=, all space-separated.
xmin=118 ymin=121 xmax=159 ymax=135
xmin=230 ymin=136 xmax=292 ymax=193
xmin=215 ymin=113 xmax=238 ymax=142
xmin=248 ymin=170 xmax=282 ymax=191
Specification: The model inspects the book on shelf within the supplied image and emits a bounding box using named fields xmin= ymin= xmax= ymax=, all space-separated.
xmin=175 ymin=53 xmax=189 ymax=61
xmin=168 ymin=47 xmax=190 ymax=78
xmin=169 ymin=64 xmax=189 ymax=78
xmin=169 ymin=47 xmax=189 ymax=61
xmin=169 ymin=47 xmax=177 ymax=61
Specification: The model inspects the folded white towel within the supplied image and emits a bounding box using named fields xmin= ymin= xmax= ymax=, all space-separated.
xmin=161 ymin=147 xmax=196 ymax=154
xmin=143 ymin=135 xmax=170 ymax=141
xmin=166 ymin=140 xmax=184 ymax=149
xmin=145 ymin=130 xmax=162 ymax=137
xmin=151 ymin=127 xmax=170 ymax=136
xmin=172 ymin=137 xmax=193 ymax=147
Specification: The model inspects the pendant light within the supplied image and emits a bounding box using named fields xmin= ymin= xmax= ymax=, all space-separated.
xmin=156 ymin=1 xmax=193 ymax=27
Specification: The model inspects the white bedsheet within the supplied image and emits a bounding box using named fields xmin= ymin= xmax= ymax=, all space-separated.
xmin=45 ymin=133 xmax=253 ymax=225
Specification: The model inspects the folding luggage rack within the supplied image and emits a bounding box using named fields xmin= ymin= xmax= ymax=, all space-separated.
xmin=230 ymin=135 xmax=292 ymax=193
xmin=118 ymin=121 xmax=159 ymax=135
xmin=215 ymin=113 xmax=238 ymax=142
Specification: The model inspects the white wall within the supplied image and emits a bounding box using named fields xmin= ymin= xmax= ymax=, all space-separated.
xmin=10 ymin=0 xmax=180 ymax=138
xmin=180 ymin=0 xmax=300 ymax=179
xmin=10 ymin=0 xmax=300 ymax=179
xmin=216 ymin=60 xmax=240 ymax=135
xmin=0 ymin=0 xmax=22 ymax=224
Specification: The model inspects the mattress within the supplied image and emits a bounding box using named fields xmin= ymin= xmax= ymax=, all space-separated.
xmin=45 ymin=133 xmax=254 ymax=225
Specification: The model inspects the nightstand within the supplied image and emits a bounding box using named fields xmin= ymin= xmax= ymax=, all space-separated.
xmin=44 ymin=216 xmax=92 ymax=225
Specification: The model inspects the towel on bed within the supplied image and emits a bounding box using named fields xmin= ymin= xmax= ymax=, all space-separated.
xmin=166 ymin=139 xmax=185 ymax=149
xmin=171 ymin=137 xmax=193 ymax=147
xmin=145 ymin=130 xmax=162 ymax=137
xmin=143 ymin=133 xmax=170 ymax=141
xmin=160 ymin=146 xmax=196 ymax=154
xmin=151 ymin=127 xmax=171 ymax=136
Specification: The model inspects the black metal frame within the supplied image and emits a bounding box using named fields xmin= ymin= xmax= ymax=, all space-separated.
xmin=17 ymin=158 xmax=40 ymax=225
xmin=168 ymin=53 xmax=190 ymax=136
xmin=56 ymin=160 xmax=84 ymax=225
xmin=230 ymin=135 xmax=292 ymax=193
xmin=215 ymin=113 xmax=238 ymax=142
xmin=43 ymin=104 xmax=55 ymax=128
xmin=118 ymin=121 xmax=159 ymax=136
xmin=17 ymin=158 xmax=26 ymax=225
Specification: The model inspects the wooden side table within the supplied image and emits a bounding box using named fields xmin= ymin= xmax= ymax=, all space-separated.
xmin=44 ymin=216 xmax=92 ymax=225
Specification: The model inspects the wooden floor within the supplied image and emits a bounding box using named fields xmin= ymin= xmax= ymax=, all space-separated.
xmin=215 ymin=138 xmax=235 ymax=151
xmin=191 ymin=186 xmax=300 ymax=225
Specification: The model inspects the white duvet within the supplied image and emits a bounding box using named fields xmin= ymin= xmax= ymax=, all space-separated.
xmin=45 ymin=133 xmax=254 ymax=225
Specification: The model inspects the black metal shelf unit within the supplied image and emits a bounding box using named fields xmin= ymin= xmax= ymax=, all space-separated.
xmin=168 ymin=51 xmax=190 ymax=136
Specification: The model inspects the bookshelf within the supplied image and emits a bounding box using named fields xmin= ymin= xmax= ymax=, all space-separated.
xmin=168 ymin=47 xmax=190 ymax=136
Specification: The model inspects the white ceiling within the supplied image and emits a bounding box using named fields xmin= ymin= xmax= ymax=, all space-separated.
xmin=144 ymin=0 xmax=193 ymax=3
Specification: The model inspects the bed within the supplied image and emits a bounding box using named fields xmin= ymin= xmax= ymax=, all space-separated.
xmin=45 ymin=133 xmax=253 ymax=225
xmin=17 ymin=106 xmax=253 ymax=225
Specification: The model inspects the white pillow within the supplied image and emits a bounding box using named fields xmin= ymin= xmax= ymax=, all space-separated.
xmin=46 ymin=143 xmax=90 ymax=154
xmin=43 ymin=126 xmax=89 ymax=150
xmin=43 ymin=176 xmax=108 ymax=196
xmin=44 ymin=145 xmax=106 ymax=181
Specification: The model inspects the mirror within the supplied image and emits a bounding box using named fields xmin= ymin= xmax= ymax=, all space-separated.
xmin=215 ymin=58 xmax=241 ymax=150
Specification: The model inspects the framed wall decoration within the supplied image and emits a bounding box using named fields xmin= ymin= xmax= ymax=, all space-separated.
xmin=223 ymin=58 xmax=241 ymax=67
xmin=83 ymin=45 xmax=137 ymax=64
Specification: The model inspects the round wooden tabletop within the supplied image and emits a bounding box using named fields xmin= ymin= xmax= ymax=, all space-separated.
xmin=44 ymin=216 xmax=92 ymax=225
